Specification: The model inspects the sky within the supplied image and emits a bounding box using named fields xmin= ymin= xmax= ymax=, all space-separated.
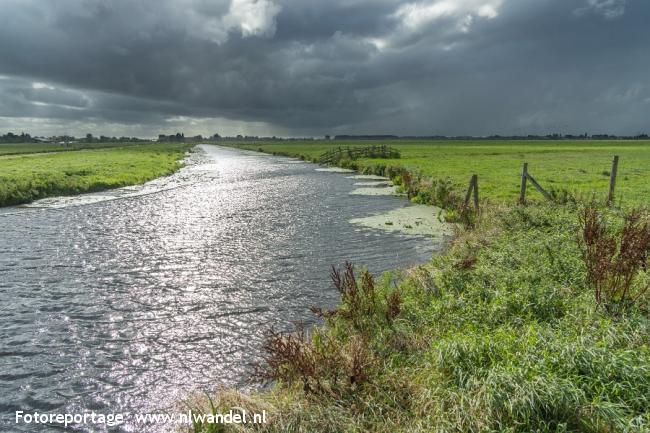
xmin=0 ymin=0 xmax=648 ymax=138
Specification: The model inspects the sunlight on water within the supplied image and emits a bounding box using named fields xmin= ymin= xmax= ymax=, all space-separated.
xmin=0 ymin=145 xmax=444 ymax=432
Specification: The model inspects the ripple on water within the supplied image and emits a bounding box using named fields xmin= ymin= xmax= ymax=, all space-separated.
xmin=0 ymin=145 xmax=446 ymax=433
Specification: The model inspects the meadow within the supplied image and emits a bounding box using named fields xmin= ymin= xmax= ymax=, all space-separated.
xmin=190 ymin=140 xmax=650 ymax=433
xmin=0 ymin=142 xmax=192 ymax=206
xmin=229 ymin=140 xmax=650 ymax=205
xmin=0 ymin=141 xmax=153 ymax=156
xmin=4 ymin=139 xmax=647 ymax=431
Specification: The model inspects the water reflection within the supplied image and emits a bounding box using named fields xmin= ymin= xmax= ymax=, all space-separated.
xmin=0 ymin=145 xmax=440 ymax=432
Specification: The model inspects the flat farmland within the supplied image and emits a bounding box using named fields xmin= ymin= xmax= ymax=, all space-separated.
xmin=229 ymin=140 xmax=650 ymax=205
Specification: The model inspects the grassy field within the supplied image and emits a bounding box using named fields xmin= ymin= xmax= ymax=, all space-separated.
xmin=187 ymin=140 xmax=650 ymax=432
xmin=0 ymin=141 xmax=155 ymax=156
xmin=0 ymin=142 xmax=192 ymax=206
xmin=227 ymin=140 xmax=650 ymax=206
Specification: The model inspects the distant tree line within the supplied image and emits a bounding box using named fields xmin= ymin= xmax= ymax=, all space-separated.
xmin=3 ymin=131 xmax=650 ymax=144
xmin=205 ymin=134 xmax=312 ymax=142
xmin=158 ymin=132 xmax=213 ymax=142
xmin=333 ymin=133 xmax=650 ymax=141
xmin=81 ymin=133 xmax=149 ymax=143
xmin=0 ymin=132 xmax=39 ymax=143
xmin=0 ymin=132 xmax=150 ymax=144
xmin=157 ymin=133 xmax=306 ymax=142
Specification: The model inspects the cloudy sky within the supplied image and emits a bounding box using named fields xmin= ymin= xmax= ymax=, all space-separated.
xmin=0 ymin=0 xmax=648 ymax=137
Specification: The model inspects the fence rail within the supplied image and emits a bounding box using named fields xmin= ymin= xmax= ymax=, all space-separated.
xmin=319 ymin=149 xmax=621 ymax=206
xmin=318 ymin=145 xmax=400 ymax=165
xmin=519 ymin=155 xmax=620 ymax=205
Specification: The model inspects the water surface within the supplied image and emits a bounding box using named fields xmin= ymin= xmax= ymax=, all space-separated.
xmin=0 ymin=145 xmax=441 ymax=432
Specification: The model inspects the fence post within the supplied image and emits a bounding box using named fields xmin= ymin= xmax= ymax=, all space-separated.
xmin=519 ymin=163 xmax=528 ymax=204
xmin=473 ymin=175 xmax=479 ymax=211
xmin=607 ymin=155 xmax=619 ymax=205
xmin=464 ymin=174 xmax=479 ymax=211
xmin=464 ymin=176 xmax=473 ymax=205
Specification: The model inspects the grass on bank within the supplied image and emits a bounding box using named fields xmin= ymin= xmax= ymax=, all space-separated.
xmin=188 ymin=203 xmax=649 ymax=433
xmin=187 ymin=141 xmax=649 ymax=433
xmin=227 ymin=140 xmax=650 ymax=206
xmin=0 ymin=142 xmax=192 ymax=206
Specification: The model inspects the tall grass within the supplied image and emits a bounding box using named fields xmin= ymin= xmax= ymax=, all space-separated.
xmin=189 ymin=204 xmax=650 ymax=433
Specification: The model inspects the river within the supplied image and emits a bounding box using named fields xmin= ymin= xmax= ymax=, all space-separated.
xmin=0 ymin=145 xmax=443 ymax=432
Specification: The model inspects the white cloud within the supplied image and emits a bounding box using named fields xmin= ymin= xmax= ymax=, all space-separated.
xmin=32 ymin=82 xmax=55 ymax=90
xmin=477 ymin=4 xmax=498 ymax=19
xmin=225 ymin=0 xmax=281 ymax=37
xmin=181 ymin=0 xmax=281 ymax=44
xmin=394 ymin=1 xmax=458 ymax=29
xmin=366 ymin=37 xmax=388 ymax=51
xmin=393 ymin=0 xmax=503 ymax=31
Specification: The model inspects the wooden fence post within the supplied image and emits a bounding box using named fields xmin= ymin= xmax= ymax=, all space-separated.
xmin=527 ymin=173 xmax=552 ymax=201
xmin=464 ymin=174 xmax=479 ymax=211
xmin=519 ymin=163 xmax=528 ymax=204
xmin=473 ymin=175 xmax=479 ymax=212
xmin=608 ymin=155 xmax=619 ymax=205
xmin=465 ymin=176 xmax=473 ymax=205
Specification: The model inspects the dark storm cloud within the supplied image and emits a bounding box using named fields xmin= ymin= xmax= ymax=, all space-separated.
xmin=0 ymin=0 xmax=649 ymax=136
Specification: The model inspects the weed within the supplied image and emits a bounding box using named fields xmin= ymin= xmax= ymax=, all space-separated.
xmin=255 ymin=323 xmax=377 ymax=398
xmin=578 ymin=204 xmax=650 ymax=314
xmin=549 ymin=187 xmax=577 ymax=205
xmin=384 ymin=290 xmax=402 ymax=322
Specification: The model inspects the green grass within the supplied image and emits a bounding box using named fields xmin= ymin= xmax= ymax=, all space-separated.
xmin=226 ymin=140 xmax=650 ymax=206
xmin=0 ymin=141 xmax=157 ymax=156
xmin=188 ymin=140 xmax=649 ymax=432
xmin=0 ymin=142 xmax=192 ymax=206
xmin=189 ymin=204 xmax=650 ymax=433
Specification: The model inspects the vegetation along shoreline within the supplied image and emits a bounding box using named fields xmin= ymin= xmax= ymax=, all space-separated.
xmin=2 ymin=139 xmax=648 ymax=431
xmin=184 ymin=140 xmax=649 ymax=432
xmin=0 ymin=142 xmax=194 ymax=207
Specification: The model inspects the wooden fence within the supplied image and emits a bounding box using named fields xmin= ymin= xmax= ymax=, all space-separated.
xmin=519 ymin=155 xmax=620 ymax=205
xmin=319 ymin=149 xmax=621 ymax=207
xmin=318 ymin=145 xmax=400 ymax=165
xmin=462 ymin=155 xmax=621 ymax=209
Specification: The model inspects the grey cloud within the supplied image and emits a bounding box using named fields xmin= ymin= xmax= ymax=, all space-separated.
xmin=576 ymin=0 xmax=627 ymax=19
xmin=0 ymin=0 xmax=649 ymax=136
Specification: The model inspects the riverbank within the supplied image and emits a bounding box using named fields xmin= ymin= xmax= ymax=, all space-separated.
xmin=187 ymin=143 xmax=649 ymax=432
xmin=227 ymin=140 xmax=650 ymax=206
xmin=0 ymin=142 xmax=193 ymax=207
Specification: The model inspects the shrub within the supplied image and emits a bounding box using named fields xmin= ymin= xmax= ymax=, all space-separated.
xmin=549 ymin=187 xmax=577 ymax=205
xmin=255 ymin=263 xmax=403 ymax=399
xmin=578 ymin=204 xmax=650 ymax=315
xmin=255 ymin=323 xmax=378 ymax=397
